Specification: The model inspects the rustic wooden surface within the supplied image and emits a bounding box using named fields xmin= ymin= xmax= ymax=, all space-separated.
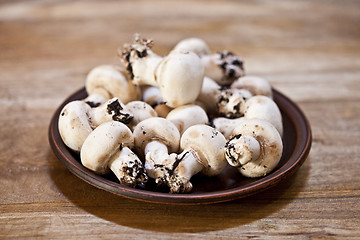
xmin=1 ymin=0 xmax=359 ymax=239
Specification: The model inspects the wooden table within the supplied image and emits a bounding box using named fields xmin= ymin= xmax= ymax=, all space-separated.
xmin=1 ymin=0 xmax=359 ymax=239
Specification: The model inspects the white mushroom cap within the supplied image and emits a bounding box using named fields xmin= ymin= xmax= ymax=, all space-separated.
xmin=58 ymin=100 xmax=93 ymax=152
xmin=173 ymin=38 xmax=211 ymax=56
xmin=243 ymin=95 xmax=283 ymax=136
xmin=81 ymin=121 xmax=134 ymax=174
xmin=133 ymin=117 xmax=181 ymax=158
xmin=140 ymin=85 xmax=172 ymax=117
xmin=89 ymin=98 xmax=133 ymax=128
xmin=225 ymin=119 xmax=283 ymax=178
xmin=196 ymin=76 xmax=221 ymax=114
xmin=156 ymin=50 xmax=204 ymax=108
xmin=212 ymin=117 xmax=245 ymax=139
xmin=80 ymin=121 xmax=147 ymax=186
xmin=231 ymin=76 xmax=273 ymax=99
xmin=201 ymin=55 xmax=223 ymax=84
xmin=166 ymin=104 xmax=209 ymax=135
xmin=141 ymin=85 xmax=163 ymax=107
xmin=125 ymin=100 xmax=157 ymax=130
xmin=84 ymin=93 xmax=108 ymax=108
xmin=85 ymin=65 xmax=141 ymax=106
xmin=168 ymin=124 xmax=227 ymax=193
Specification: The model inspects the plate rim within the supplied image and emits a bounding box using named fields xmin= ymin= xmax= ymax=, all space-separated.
xmin=48 ymin=87 xmax=312 ymax=205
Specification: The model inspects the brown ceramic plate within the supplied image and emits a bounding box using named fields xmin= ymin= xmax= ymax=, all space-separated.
xmin=49 ymin=87 xmax=312 ymax=205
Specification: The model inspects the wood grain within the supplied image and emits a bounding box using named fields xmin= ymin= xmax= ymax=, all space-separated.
xmin=1 ymin=0 xmax=359 ymax=239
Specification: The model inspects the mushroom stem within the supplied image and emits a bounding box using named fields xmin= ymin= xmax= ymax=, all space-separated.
xmin=131 ymin=54 xmax=162 ymax=86
xmin=144 ymin=141 xmax=178 ymax=186
xmin=120 ymin=35 xmax=162 ymax=86
xmin=168 ymin=150 xmax=204 ymax=193
xmin=109 ymin=146 xmax=148 ymax=187
xmin=133 ymin=117 xmax=180 ymax=187
xmin=225 ymin=135 xmax=261 ymax=167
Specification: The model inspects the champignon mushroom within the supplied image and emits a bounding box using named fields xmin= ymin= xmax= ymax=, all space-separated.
xmin=212 ymin=95 xmax=283 ymax=137
xmin=155 ymin=49 xmax=204 ymax=107
xmin=243 ymin=95 xmax=283 ymax=136
xmin=121 ymin=35 xmax=204 ymax=108
xmin=171 ymin=38 xmax=245 ymax=86
xmin=133 ymin=117 xmax=181 ymax=186
xmin=140 ymin=85 xmax=173 ymax=117
xmin=196 ymin=77 xmax=222 ymax=114
xmin=141 ymin=85 xmax=163 ymax=107
xmin=81 ymin=121 xmax=147 ymax=187
xmin=172 ymin=37 xmax=211 ymax=57
xmin=212 ymin=117 xmax=245 ymax=139
xmin=168 ymin=124 xmax=227 ymax=193
xmin=84 ymin=64 xmax=141 ymax=107
xmin=166 ymin=104 xmax=209 ymax=135
xmin=201 ymin=50 xmax=245 ymax=85
xmin=58 ymin=100 xmax=93 ymax=152
xmin=196 ymin=76 xmax=252 ymax=117
xmin=225 ymin=119 xmax=283 ymax=178
xmin=58 ymin=98 xmax=133 ymax=152
xmin=231 ymin=76 xmax=273 ymax=99
xmin=125 ymin=100 xmax=157 ymax=130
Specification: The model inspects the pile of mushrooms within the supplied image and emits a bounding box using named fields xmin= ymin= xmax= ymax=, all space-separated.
xmin=58 ymin=35 xmax=283 ymax=193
